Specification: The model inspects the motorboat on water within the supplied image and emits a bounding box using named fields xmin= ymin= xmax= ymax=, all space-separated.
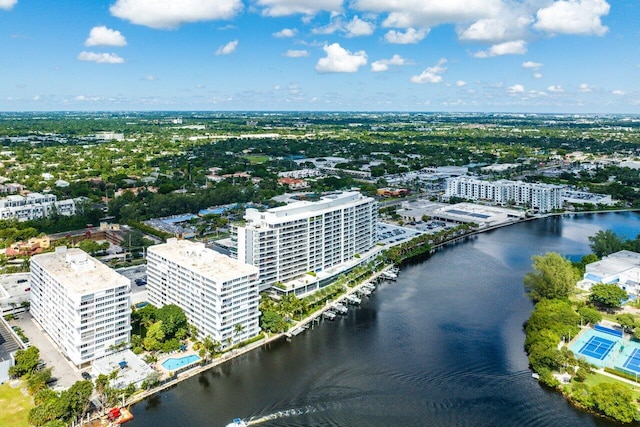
xmin=226 ymin=419 xmax=247 ymax=427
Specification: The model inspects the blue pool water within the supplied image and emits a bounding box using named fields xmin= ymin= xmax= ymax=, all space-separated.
xmin=161 ymin=354 xmax=201 ymax=371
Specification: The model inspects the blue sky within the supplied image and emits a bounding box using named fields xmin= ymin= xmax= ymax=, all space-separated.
xmin=0 ymin=0 xmax=638 ymax=112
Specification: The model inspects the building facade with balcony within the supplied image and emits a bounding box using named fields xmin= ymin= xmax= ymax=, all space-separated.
xmin=29 ymin=247 xmax=131 ymax=367
xmin=146 ymin=239 xmax=260 ymax=347
xmin=0 ymin=192 xmax=76 ymax=221
xmin=232 ymin=191 xmax=377 ymax=294
xmin=445 ymin=177 xmax=563 ymax=213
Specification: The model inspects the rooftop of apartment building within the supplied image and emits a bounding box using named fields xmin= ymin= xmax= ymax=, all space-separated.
xmin=31 ymin=247 xmax=129 ymax=295
xmin=243 ymin=191 xmax=374 ymax=226
xmin=148 ymin=238 xmax=258 ymax=282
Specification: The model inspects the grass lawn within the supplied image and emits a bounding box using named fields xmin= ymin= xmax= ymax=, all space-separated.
xmin=565 ymin=371 xmax=640 ymax=403
xmin=0 ymin=382 xmax=33 ymax=427
xmin=241 ymin=154 xmax=269 ymax=164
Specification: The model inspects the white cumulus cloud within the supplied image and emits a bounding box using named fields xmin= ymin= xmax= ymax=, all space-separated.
xmin=534 ymin=0 xmax=610 ymax=36
xmin=371 ymin=54 xmax=408 ymax=72
xmin=110 ymin=0 xmax=242 ymax=29
xmin=474 ymin=40 xmax=526 ymax=58
xmin=410 ymin=58 xmax=447 ymax=84
xmin=216 ymin=40 xmax=238 ymax=55
xmin=353 ymin=0 xmax=502 ymax=30
xmin=143 ymin=75 xmax=158 ymax=81
xmin=273 ymin=28 xmax=297 ymax=38
xmin=578 ymin=83 xmax=595 ymax=92
xmin=257 ymin=0 xmax=342 ymax=17
xmin=533 ymin=72 xmax=543 ymax=79
xmin=459 ymin=14 xmax=532 ymax=43
xmin=507 ymin=84 xmax=525 ymax=94
xmin=345 ymin=16 xmax=375 ymax=37
xmin=456 ymin=80 xmax=466 ymax=87
xmin=0 ymin=0 xmax=17 ymax=10
xmin=547 ymin=85 xmax=564 ymax=93
xmin=85 ymin=26 xmax=127 ymax=47
xmin=316 ymin=43 xmax=367 ymax=74
xmin=78 ymin=51 xmax=125 ymax=64
xmin=612 ymin=90 xmax=626 ymax=96
xmin=284 ymin=49 xmax=309 ymax=58
xmin=384 ymin=28 xmax=427 ymax=44
xmin=522 ymin=61 xmax=543 ymax=69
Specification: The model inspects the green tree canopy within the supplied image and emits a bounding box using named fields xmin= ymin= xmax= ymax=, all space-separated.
xmin=9 ymin=346 xmax=40 ymax=378
xmin=588 ymin=230 xmax=626 ymax=258
xmin=591 ymin=382 xmax=639 ymax=423
xmin=143 ymin=321 xmax=165 ymax=351
xmin=156 ymin=304 xmax=188 ymax=339
xmin=523 ymin=252 xmax=579 ymax=301
xmin=577 ymin=305 xmax=602 ymax=326
xmin=524 ymin=299 xmax=580 ymax=350
xmin=26 ymin=367 xmax=52 ymax=395
xmin=589 ymin=284 xmax=628 ymax=309
xmin=616 ymin=313 xmax=636 ymax=332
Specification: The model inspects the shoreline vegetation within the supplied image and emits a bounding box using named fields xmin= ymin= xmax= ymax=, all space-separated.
xmin=523 ymin=224 xmax=640 ymax=424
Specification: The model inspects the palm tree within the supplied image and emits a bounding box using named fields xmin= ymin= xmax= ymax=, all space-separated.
xmin=202 ymin=335 xmax=221 ymax=360
xmin=233 ymin=323 xmax=245 ymax=344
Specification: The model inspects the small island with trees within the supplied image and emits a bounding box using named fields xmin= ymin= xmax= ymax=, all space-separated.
xmin=524 ymin=230 xmax=640 ymax=424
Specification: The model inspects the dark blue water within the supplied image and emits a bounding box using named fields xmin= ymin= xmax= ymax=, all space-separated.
xmin=130 ymin=212 xmax=640 ymax=427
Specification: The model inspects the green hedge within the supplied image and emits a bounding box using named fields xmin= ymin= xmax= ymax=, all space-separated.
xmin=126 ymin=220 xmax=173 ymax=240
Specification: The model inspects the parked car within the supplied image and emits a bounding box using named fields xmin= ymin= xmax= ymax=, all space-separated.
xmin=81 ymin=372 xmax=92 ymax=380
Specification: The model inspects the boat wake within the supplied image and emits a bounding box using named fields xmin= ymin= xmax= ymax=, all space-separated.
xmin=244 ymin=405 xmax=322 ymax=425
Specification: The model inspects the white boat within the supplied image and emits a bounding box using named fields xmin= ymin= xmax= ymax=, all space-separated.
xmin=323 ymin=310 xmax=337 ymax=320
xmin=226 ymin=419 xmax=247 ymax=427
xmin=332 ymin=303 xmax=348 ymax=314
xmin=382 ymin=271 xmax=397 ymax=280
xmin=346 ymin=295 xmax=362 ymax=305
xmin=358 ymin=288 xmax=371 ymax=297
xmin=362 ymin=283 xmax=376 ymax=292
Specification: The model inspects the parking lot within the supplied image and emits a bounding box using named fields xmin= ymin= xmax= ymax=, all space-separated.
xmin=13 ymin=312 xmax=81 ymax=388
xmin=115 ymin=265 xmax=148 ymax=304
xmin=377 ymin=223 xmax=424 ymax=245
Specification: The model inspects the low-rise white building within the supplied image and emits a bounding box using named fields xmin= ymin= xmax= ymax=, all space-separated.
xmin=0 ymin=193 xmax=76 ymax=221
xmin=30 ymin=247 xmax=131 ymax=367
xmin=445 ymin=177 xmax=563 ymax=213
xmin=562 ymin=190 xmax=615 ymax=206
xmin=577 ymin=250 xmax=640 ymax=295
xmin=146 ymin=239 xmax=260 ymax=347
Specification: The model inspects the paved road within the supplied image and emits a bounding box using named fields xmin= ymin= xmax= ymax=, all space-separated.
xmin=13 ymin=312 xmax=81 ymax=388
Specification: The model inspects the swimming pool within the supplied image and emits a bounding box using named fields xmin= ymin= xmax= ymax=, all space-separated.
xmin=161 ymin=354 xmax=201 ymax=371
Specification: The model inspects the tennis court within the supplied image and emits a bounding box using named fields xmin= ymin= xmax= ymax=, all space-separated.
xmin=594 ymin=324 xmax=623 ymax=338
xmin=578 ymin=335 xmax=615 ymax=360
xmin=623 ymin=348 xmax=640 ymax=374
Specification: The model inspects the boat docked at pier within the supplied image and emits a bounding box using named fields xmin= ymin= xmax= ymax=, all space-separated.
xmin=323 ymin=310 xmax=337 ymax=320
xmin=345 ymin=295 xmax=362 ymax=305
xmin=332 ymin=303 xmax=348 ymax=314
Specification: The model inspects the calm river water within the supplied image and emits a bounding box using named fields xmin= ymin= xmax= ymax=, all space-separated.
xmin=130 ymin=212 xmax=640 ymax=427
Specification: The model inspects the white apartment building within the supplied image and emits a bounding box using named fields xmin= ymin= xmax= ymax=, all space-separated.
xmin=0 ymin=193 xmax=76 ymax=221
xmin=30 ymin=247 xmax=131 ymax=367
xmin=233 ymin=191 xmax=377 ymax=293
xmin=146 ymin=239 xmax=260 ymax=347
xmin=445 ymin=177 xmax=563 ymax=213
